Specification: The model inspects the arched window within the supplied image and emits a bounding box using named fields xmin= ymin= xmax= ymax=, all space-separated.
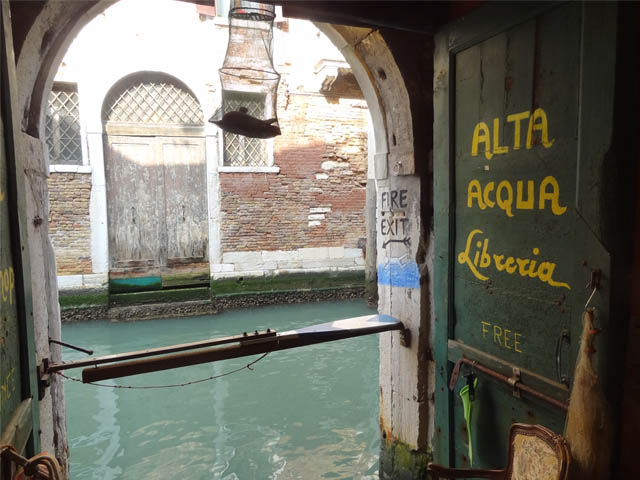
xmin=102 ymin=73 xmax=204 ymax=126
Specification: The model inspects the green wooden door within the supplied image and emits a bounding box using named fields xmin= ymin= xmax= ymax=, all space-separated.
xmin=0 ymin=0 xmax=39 ymax=461
xmin=0 ymin=77 xmax=22 ymax=440
xmin=434 ymin=2 xmax=622 ymax=469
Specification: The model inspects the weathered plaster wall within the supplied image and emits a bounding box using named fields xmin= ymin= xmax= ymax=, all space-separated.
xmin=316 ymin=23 xmax=436 ymax=479
xmin=19 ymin=132 xmax=69 ymax=472
xmin=43 ymin=1 xmax=371 ymax=288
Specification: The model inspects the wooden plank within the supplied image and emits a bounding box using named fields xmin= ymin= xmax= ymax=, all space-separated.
xmin=81 ymin=314 xmax=403 ymax=383
xmin=161 ymin=137 xmax=208 ymax=263
xmin=49 ymin=331 xmax=277 ymax=372
xmin=0 ymin=398 xmax=32 ymax=454
xmin=279 ymin=314 xmax=401 ymax=337
xmin=0 ymin=78 xmax=22 ymax=436
xmin=433 ymin=19 xmax=454 ymax=465
xmin=105 ymin=136 xmax=165 ymax=272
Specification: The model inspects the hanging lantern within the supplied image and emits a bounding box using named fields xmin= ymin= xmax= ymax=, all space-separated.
xmin=209 ymin=0 xmax=281 ymax=139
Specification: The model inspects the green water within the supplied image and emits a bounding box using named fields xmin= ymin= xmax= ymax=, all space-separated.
xmin=62 ymin=300 xmax=379 ymax=479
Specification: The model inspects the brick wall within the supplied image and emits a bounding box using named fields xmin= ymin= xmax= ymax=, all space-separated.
xmin=48 ymin=173 xmax=92 ymax=274
xmin=220 ymin=86 xmax=369 ymax=253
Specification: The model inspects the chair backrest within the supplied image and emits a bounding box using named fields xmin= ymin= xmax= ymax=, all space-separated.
xmin=505 ymin=423 xmax=570 ymax=480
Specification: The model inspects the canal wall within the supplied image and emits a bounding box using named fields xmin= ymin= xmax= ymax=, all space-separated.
xmin=59 ymin=287 xmax=365 ymax=323
xmin=58 ymin=270 xmax=366 ymax=323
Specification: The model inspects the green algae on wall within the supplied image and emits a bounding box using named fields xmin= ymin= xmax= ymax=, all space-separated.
xmin=380 ymin=437 xmax=432 ymax=480
xmin=58 ymin=271 xmax=365 ymax=310
xmin=211 ymin=270 xmax=365 ymax=295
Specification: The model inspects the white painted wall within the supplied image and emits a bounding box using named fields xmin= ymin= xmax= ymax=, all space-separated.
xmin=51 ymin=0 xmax=366 ymax=290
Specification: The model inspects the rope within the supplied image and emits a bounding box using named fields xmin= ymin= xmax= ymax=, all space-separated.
xmin=1 ymin=445 xmax=62 ymax=480
xmin=55 ymin=351 xmax=271 ymax=389
xmin=26 ymin=454 xmax=62 ymax=480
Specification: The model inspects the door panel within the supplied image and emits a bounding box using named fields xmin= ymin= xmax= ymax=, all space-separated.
xmin=0 ymin=92 xmax=22 ymax=435
xmin=161 ymin=137 xmax=208 ymax=262
xmin=160 ymin=136 xmax=209 ymax=287
xmin=453 ymin=5 xmax=580 ymax=386
xmin=0 ymin=0 xmax=39 ymax=456
xmin=105 ymin=136 xmax=165 ymax=274
xmin=105 ymin=135 xmax=209 ymax=290
xmin=434 ymin=2 xmax=620 ymax=469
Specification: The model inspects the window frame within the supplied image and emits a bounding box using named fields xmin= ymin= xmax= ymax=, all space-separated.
xmin=45 ymin=81 xmax=88 ymax=169
xmin=217 ymin=89 xmax=277 ymax=173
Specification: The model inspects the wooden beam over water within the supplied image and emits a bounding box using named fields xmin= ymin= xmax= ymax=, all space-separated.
xmin=49 ymin=315 xmax=403 ymax=383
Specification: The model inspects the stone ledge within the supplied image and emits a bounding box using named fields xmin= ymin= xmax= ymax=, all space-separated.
xmin=60 ymin=288 xmax=366 ymax=323
xmin=218 ymin=166 xmax=280 ymax=174
xmin=57 ymin=273 xmax=108 ymax=290
xmin=49 ymin=165 xmax=92 ymax=174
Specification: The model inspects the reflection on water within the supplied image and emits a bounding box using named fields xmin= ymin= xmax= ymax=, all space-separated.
xmin=63 ymin=300 xmax=379 ymax=479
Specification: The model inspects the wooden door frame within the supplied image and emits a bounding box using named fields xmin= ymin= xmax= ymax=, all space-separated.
xmin=1 ymin=0 xmax=40 ymax=455
xmin=103 ymin=128 xmax=210 ymax=292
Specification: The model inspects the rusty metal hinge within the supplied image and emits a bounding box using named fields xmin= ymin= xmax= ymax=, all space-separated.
xmin=37 ymin=359 xmax=50 ymax=401
xmin=508 ymin=367 xmax=521 ymax=398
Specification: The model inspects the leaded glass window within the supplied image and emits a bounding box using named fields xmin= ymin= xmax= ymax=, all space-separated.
xmin=222 ymin=90 xmax=267 ymax=167
xmin=46 ymin=83 xmax=82 ymax=165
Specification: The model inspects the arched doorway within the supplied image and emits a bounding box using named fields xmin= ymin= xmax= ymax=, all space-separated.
xmin=102 ymin=72 xmax=210 ymax=294
xmin=14 ymin=1 xmax=424 ymax=473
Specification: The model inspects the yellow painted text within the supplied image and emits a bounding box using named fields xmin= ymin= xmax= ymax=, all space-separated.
xmin=467 ymin=176 xmax=566 ymax=217
xmin=471 ymin=108 xmax=555 ymax=160
xmin=458 ymin=228 xmax=571 ymax=289
xmin=0 ymin=368 xmax=15 ymax=409
xmin=1 ymin=267 xmax=15 ymax=305
xmin=481 ymin=321 xmax=522 ymax=352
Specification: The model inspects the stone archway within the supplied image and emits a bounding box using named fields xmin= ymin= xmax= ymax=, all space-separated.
xmin=13 ymin=2 xmax=432 ymax=477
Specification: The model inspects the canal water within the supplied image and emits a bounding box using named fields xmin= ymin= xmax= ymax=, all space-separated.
xmin=62 ymin=300 xmax=379 ymax=479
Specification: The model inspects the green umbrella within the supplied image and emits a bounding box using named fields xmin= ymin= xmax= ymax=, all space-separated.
xmin=459 ymin=376 xmax=478 ymax=465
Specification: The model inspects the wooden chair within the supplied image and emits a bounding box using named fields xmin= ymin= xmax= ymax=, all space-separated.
xmin=427 ymin=423 xmax=570 ymax=480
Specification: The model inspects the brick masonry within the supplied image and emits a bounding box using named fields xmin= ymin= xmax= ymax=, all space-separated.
xmin=48 ymin=172 xmax=92 ymax=275
xmin=47 ymin=15 xmax=370 ymax=284
xmin=220 ymin=85 xmax=368 ymax=254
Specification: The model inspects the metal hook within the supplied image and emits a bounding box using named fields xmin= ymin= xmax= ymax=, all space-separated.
xmin=584 ymin=286 xmax=597 ymax=310
xmin=584 ymin=268 xmax=601 ymax=310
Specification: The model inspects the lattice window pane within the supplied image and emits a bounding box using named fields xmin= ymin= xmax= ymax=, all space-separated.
xmin=104 ymin=80 xmax=204 ymax=125
xmin=46 ymin=84 xmax=82 ymax=165
xmin=222 ymin=90 xmax=267 ymax=167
